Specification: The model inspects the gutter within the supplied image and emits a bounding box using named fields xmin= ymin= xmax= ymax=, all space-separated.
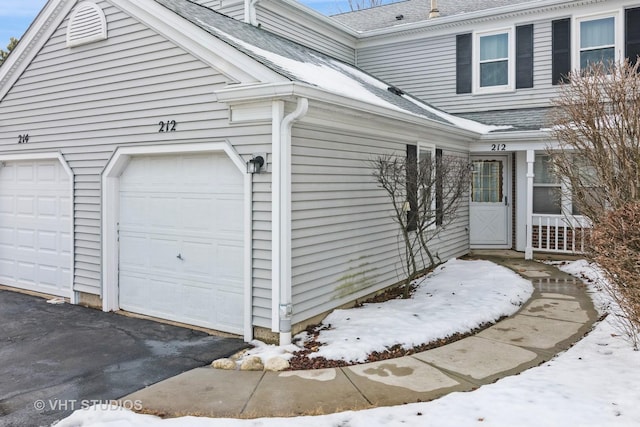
xmin=272 ymin=97 xmax=308 ymax=346
xmin=214 ymin=82 xmax=484 ymax=139
xmin=245 ymin=0 xmax=261 ymax=25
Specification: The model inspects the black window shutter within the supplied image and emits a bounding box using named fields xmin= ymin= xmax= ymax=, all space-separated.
xmin=456 ymin=33 xmax=472 ymax=94
xmin=435 ymin=149 xmax=443 ymax=226
xmin=516 ymin=24 xmax=534 ymax=88
xmin=406 ymin=144 xmax=418 ymax=232
xmin=626 ymin=7 xmax=640 ymax=66
xmin=552 ymin=18 xmax=571 ymax=85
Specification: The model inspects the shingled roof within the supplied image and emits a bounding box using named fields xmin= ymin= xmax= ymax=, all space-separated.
xmin=332 ymin=0 xmax=542 ymax=32
xmin=152 ymin=0 xmax=503 ymax=133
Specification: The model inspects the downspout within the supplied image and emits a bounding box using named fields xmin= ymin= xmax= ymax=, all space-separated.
xmin=244 ymin=0 xmax=261 ymax=25
xmin=273 ymin=97 xmax=308 ymax=346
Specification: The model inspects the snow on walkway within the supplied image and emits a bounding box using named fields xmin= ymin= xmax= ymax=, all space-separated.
xmin=54 ymin=259 xmax=640 ymax=427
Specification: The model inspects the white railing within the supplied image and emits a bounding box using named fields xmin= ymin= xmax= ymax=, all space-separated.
xmin=531 ymin=214 xmax=592 ymax=254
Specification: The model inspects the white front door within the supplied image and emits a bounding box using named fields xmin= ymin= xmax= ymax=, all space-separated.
xmin=0 ymin=160 xmax=72 ymax=297
xmin=469 ymin=155 xmax=510 ymax=247
xmin=118 ymin=153 xmax=244 ymax=334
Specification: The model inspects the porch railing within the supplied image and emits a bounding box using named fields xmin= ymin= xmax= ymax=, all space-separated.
xmin=531 ymin=214 xmax=592 ymax=254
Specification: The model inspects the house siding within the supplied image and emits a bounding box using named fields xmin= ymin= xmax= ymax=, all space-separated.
xmin=216 ymin=0 xmax=245 ymax=20
xmin=0 ymin=1 xmax=273 ymax=328
xmin=356 ymin=20 xmax=558 ymax=114
xmin=256 ymin=6 xmax=356 ymax=64
xmin=289 ymin=123 xmax=469 ymax=324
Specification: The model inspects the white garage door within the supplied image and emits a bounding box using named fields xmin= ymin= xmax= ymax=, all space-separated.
xmin=0 ymin=159 xmax=72 ymax=297
xmin=118 ymin=153 xmax=244 ymax=334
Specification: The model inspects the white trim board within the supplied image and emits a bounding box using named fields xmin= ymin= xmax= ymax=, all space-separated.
xmin=101 ymin=141 xmax=253 ymax=341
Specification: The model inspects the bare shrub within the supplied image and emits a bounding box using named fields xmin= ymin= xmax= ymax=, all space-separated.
xmin=372 ymin=151 xmax=469 ymax=298
xmin=590 ymin=202 xmax=640 ymax=349
xmin=549 ymin=60 xmax=640 ymax=347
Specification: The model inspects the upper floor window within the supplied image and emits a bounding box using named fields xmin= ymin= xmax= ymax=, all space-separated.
xmin=579 ymin=16 xmax=616 ymax=70
xmin=457 ymin=25 xmax=532 ymax=94
xmin=479 ymin=32 xmax=509 ymax=87
xmin=474 ymin=29 xmax=514 ymax=93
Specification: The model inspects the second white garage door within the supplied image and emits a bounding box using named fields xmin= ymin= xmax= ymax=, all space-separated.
xmin=118 ymin=153 xmax=244 ymax=334
xmin=0 ymin=159 xmax=72 ymax=298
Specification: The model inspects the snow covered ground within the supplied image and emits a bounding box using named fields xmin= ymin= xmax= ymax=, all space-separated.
xmin=54 ymin=259 xmax=640 ymax=427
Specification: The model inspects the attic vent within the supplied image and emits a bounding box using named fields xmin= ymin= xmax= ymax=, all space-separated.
xmin=66 ymin=2 xmax=107 ymax=48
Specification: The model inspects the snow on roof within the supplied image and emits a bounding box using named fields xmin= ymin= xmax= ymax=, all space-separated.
xmin=154 ymin=0 xmax=502 ymax=134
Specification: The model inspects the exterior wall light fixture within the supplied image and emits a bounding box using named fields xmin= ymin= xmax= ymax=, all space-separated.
xmin=247 ymin=155 xmax=265 ymax=174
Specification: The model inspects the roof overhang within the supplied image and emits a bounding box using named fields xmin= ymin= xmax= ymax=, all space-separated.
xmin=215 ymin=81 xmax=483 ymax=139
xmin=0 ymin=0 xmax=288 ymax=102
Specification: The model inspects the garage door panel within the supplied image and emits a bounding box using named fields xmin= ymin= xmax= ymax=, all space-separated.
xmin=216 ymin=290 xmax=243 ymax=329
xmin=180 ymin=197 xmax=215 ymax=232
xmin=180 ymin=241 xmax=214 ymax=277
xmin=119 ymin=235 xmax=150 ymax=268
xmin=120 ymin=195 xmax=148 ymax=227
xmin=119 ymin=152 xmax=244 ymax=333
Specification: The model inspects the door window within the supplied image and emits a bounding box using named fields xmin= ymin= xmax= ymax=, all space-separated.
xmin=471 ymin=160 xmax=503 ymax=202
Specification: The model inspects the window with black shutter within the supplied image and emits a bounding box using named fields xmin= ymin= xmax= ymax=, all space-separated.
xmin=456 ymin=33 xmax=472 ymax=94
xmin=626 ymin=7 xmax=640 ymax=65
xmin=406 ymin=144 xmax=418 ymax=232
xmin=552 ymin=18 xmax=571 ymax=84
xmin=516 ymin=24 xmax=534 ymax=88
xmin=435 ymin=149 xmax=443 ymax=226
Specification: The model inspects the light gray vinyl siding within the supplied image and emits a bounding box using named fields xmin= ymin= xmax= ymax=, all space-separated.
xmin=290 ymin=125 xmax=470 ymax=324
xmin=356 ymin=20 xmax=558 ymax=114
xmin=191 ymin=0 xmax=221 ymax=8
xmin=213 ymin=0 xmax=245 ymax=20
xmin=256 ymin=7 xmax=356 ymax=64
xmin=0 ymin=1 xmax=272 ymax=328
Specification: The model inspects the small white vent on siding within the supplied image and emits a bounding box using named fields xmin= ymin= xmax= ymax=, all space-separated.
xmin=66 ymin=2 xmax=107 ymax=48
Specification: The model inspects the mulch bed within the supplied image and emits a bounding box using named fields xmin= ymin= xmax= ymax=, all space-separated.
xmin=286 ymin=277 xmax=506 ymax=370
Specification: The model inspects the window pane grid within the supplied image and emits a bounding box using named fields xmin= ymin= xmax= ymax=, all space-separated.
xmin=479 ymin=32 xmax=509 ymax=87
xmin=579 ymin=16 xmax=615 ymax=69
xmin=471 ymin=160 xmax=503 ymax=203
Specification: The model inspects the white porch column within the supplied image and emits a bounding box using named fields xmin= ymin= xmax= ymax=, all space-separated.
xmin=525 ymin=150 xmax=535 ymax=259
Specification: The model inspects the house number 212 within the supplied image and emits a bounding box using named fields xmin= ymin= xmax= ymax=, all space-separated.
xmin=491 ymin=143 xmax=506 ymax=151
xmin=158 ymin=120 xmax=177 ymax=133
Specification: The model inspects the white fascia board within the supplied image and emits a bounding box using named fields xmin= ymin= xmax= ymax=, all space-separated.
xmin=110 ymin=0 xmax=285 ymax=84
xmin=214 ymin=82 xmax=482 ymax=138
xmin=473 ymin=130 xmax=557 ymax=152
xmin=0 ymin=0 xmax=76 ymax=101
xmin=356 ymin=0 xmax=598 ymax=48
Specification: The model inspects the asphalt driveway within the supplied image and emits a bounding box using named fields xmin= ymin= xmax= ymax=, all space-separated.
xmin=0 ymin=289 xmax=248 ymax=427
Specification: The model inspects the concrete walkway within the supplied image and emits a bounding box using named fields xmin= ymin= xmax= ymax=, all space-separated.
xmin=125 ymin=253 xmax=599 ymax=418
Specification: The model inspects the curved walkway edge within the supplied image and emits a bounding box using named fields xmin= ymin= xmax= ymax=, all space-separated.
xmin=125 ymin=252 xmax=599 ymax=418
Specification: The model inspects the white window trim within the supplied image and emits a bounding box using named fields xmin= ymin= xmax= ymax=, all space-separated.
xmin=472 ymin=27 xmax=515 ymax=94
xmin=572 ymin=10 xmax=622 ymax=72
